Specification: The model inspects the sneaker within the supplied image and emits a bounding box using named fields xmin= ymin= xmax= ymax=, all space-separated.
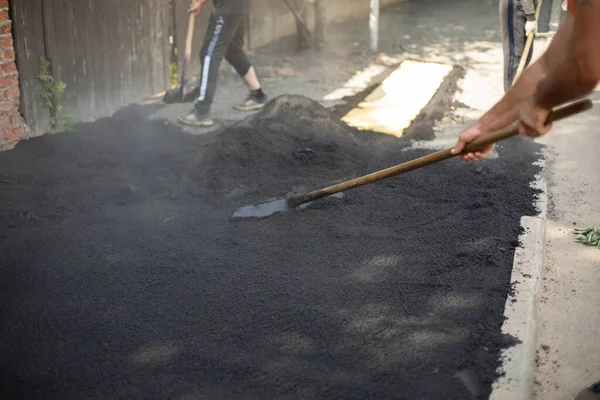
xmin=575 ymin=382 xmax=600 ymax=400
xmin=234 ymin=93 xmax=267 ymax=111
xmin=178 ymin=109 xmax=213 ymax=127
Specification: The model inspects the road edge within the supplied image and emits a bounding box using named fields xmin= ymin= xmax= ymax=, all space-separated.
xmin=490 ymin=215 xmax=546 ymax=400
xmin=490 ymin=151 xmax=548 ymax=400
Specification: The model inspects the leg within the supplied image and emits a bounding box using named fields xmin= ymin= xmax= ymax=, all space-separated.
xmin=508 ymin=0 xmax=529 ymax=90
xmin=225 ymin=17 xmax=268 ymax=111
xmin=224 ymin=18 xmax=261 ymax=91
xmin=180 ymin=7 xmax=244 ymax=126
xmin=195 ymin=7 xmax=243 ymax=114
xmin=224 ymin=17 xmax=252 ymax=79
xmin=241 ymin=67 xmax=261 ymax=91
xmin=500 ymin=0 xmax=527 ymax=92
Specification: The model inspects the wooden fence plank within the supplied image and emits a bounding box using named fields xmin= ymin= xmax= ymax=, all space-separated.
xmin=10 ymin=0 xmax=51 ymax=136
xmin=93 ymin=0 xmax=107 ymax=116
xmin=114 ymin=0 xmax=125 ymax=108
xmin=74 ymin=0 xmax=90 ymax=119
xmin=59 ymin=0 xmax=78 ymax=119
xmin=154 ymin=0 xmax=170 ymax=94
xmin=83 ymin=0 xmax=96 ymax=118
xmin=161 ymin=0 xmax=171 ymax=93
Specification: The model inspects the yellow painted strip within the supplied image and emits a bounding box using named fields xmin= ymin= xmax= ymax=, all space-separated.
xmin=342 ymin=60 xmax=452 ymax=137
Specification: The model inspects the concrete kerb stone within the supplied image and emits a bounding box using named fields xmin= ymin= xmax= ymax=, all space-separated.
xmin=490 ymin=215 xmax=546 ymax=400
xmin=490 ymin=145 xmax=549 ymax=400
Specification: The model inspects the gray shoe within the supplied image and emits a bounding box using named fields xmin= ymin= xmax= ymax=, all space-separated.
xmin=178 ymin=109 xmax=213 ymax=127
xmin=574 ymin=382 xmax=600 ymax=400
xmin=234 ymin=93 xmax=267 ymax=111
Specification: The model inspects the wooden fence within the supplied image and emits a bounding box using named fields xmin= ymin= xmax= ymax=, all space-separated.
xmin=11 ymin=0 xmax=171 ymax=136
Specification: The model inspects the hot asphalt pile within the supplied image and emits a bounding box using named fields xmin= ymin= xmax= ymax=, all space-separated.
xmin=0 ymin=95 xmax=540 ymax=399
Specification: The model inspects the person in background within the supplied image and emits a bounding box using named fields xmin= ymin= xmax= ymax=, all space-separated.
xmin=180 ymin=0 xmax=268 ymax=127
xmin=452 ymin=0 xmax=599 ymax=161
xmin=500 ymin=0 xmax=538 ymax=92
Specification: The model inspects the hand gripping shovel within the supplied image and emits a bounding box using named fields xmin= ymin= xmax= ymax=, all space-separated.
xmin=232 ymin=99 xmax=592 ymax=220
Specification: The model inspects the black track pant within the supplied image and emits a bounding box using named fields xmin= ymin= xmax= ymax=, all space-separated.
xmin=195 ymin=6 xmax=252 ymax=114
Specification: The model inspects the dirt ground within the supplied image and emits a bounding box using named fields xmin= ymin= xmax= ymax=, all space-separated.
xmin=0 ymin=93 xmax=540 ymax=399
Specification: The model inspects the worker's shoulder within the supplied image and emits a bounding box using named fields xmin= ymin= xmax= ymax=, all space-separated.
xmin=565 ymin=0 xmax=595 ymax=15
xmin=562 ymin=0 xmax=576 ymax=14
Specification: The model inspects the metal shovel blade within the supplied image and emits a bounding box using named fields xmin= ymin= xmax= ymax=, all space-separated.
xmin=231 ymin=199 xmax=291 ymax=220
xmin=231 ymin=193 xmax=346 ymax=220
xmin=163 ymin=87 xmax=183 ymax=104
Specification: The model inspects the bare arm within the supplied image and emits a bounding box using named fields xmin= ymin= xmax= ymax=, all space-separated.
xmin=189 ymin=0 xmax=208 ymax=16
xmin=534 ymin=0 xmax=600 ymax=109
xmin=477 ymin=15 xmax=574 ymax=133
xmin=512 ymin=0 xmax=600 ymax=138
xmin=451 ymin=15 xmax=574 ymax=160
xmin=454 ymin=0 xmax=600 ymax=161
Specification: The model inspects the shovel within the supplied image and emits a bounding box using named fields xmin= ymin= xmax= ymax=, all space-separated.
xmin=163 ymin=2 xmax=199 ymax=104
xmin=281 ymin=0 xmax=313 ymax=41
xmin=232 ymin=99 xmax=592 ymax=220
xmin=514 ymin=0 xmax=543 ymax=84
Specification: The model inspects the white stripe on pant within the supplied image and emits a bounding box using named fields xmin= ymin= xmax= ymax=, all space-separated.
xmin=199 ymin=17 xmax=224 ymax=102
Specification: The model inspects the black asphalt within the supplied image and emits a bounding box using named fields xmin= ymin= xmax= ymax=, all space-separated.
xmin=0 ymin=98 xmax=540 ymax=399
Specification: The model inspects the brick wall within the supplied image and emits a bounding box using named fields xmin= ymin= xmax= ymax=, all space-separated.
xmin=0 ymin=0 xmax=24 ymax=151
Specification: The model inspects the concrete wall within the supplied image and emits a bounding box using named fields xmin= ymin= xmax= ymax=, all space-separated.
xmin=248 ymin=0 xmax=404 ymax=50
xmin=248 ymin=0 xmax=295 ymax=50
xmin=323 ymin=0 xmax=400 ymax=24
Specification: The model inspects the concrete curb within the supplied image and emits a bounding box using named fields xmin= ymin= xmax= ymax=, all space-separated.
xmin=491 ymin=154 xmax=549 ymax=400
xmin=490 ymin=215 xmax=546 ymax=400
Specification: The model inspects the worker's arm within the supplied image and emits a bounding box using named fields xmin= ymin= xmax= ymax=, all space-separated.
xmin=451 ymin=15 xmax=574 ymax=160
xmin=533 ymin=1 xmax=600 ymax=109
xmin=517 ymin=0 xmax=600 ymax=137
xmin=189 ymin=0 xmax=208 ymax=16
xmin=454 ymin=0 xmax=600 ymax=161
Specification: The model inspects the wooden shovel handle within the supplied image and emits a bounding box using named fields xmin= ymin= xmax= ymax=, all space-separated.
xmin=180 ymin=2 xmax=198 ymax=87
xmin=184 ymin=12 xmax=196 ymax=65
xmin=514 ymin=0 xmax=543 ymax=82
xmin=289 ymin=99 xmax=592 ymax=207
xmin=281 ymin=0 xmax=313 ymax=38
